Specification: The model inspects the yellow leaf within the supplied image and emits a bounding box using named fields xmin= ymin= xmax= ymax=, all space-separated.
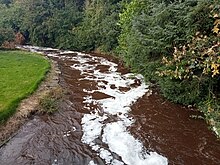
xmin=211 ymin=63 xmax=219 ymax=70
xmin=212 ymin=69 xmax=219 ymax=77
xmin=212 ymin=26 xmax=219 ymax=34
xmin=214 ymin=19 xmax=220 ymax=26
xmin=208 ymin=106 xmax=214 ymax=113
xmin=214 ymin=14 xmax=219 ymax=18
xmin=211 ymin=63 xmax=220 ymax=77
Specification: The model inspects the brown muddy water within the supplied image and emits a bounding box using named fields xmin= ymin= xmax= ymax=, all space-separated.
xmin=0 ymin=46 xmax=220 ymax=165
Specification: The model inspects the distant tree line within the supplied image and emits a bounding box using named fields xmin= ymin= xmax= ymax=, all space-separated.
xmin=0 ymin=0 xmax=219 ymax=134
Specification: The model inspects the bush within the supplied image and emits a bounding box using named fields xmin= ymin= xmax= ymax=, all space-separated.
xmin=0 ymin=28 xmax=14 ymax=46
xmin=199 ymin=97 xmax=220 ymax=136
xmin=39 ymin=87 xmax=63 ymax=114
xmin=159 ymin=77 xmax=211 ymax=105
xmin=117 ymin=0 xmax=216 ymax=80
xmin=157 ymin=6 xmax=220 ymax=135
xmin=157 ymin=11 xmax=219 ymax=101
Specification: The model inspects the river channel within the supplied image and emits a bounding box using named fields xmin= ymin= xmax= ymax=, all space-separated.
xmin=0 ymin=46 xmax=220 ymax=165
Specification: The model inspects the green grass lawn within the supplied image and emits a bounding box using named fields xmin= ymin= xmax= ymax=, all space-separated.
xmin=0 ymin=50 xmax=50 ymax=122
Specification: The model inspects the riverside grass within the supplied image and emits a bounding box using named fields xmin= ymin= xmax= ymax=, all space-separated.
xmin=0 ymin=50 xmax=50 ymax=122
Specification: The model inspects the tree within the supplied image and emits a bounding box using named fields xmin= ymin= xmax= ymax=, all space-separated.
xmin=72 ymin=0 xmax=122 ymax=52
xmin=0 ymin=28 xmax=14 ymax=46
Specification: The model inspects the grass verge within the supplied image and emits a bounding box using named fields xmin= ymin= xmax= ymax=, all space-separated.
xmin=0 ymin=50 xmax=50 ymax=122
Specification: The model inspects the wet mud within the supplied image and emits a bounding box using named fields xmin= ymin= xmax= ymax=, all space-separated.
xmin=0 ymin=46 xmax=220 ymax=165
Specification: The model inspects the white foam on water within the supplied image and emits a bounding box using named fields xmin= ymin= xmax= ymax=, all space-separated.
xmin=21 ymin=45 xmax=59 ymax=51
xmin=18 ymin=45 xmax=55 ymax=54
xmin=69 ymin=52 xmax=168 ymax=165
xmin=17 ymin=46 xmax=168 ymax=165
xmin=47 ymin=53 xmax=59 ymax=58
xmin=102 ymin=122 xmax=167 ymax=165
xmin=60 ymin=50 xmax=75 ymax=54
xmin=88 ymin=160 xmax=98 ymax=165
xmin=213 ymin=127 xmax=219 ymax=137
xmin=111 ymin=160 xmax=125 ymax=165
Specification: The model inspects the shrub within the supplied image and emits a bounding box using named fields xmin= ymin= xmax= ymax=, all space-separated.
xmin=157 ymin=13 xmax=219 ymax=103
xmin=0 ymin=28 xmax=14 ymax=46
xmin=157 ymin=8 xmax=220 ymax=135
xmin=39 ymin=87 xmax=63 ymax=114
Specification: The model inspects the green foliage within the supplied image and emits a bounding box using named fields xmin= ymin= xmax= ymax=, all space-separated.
xmin=157 ymin=3 xmax=220 ymax=135
xmin=157 ymin=10 xmax=219 ymax=99
xmin=199 ymin=97 xmax=220 ymax=136
xmin=159 ymin=77 xmax=211 ymax=105
xmin=0 ymin=4 xmax=15 ymax=45
xmin=116 ymin=0 xmax=216 ymax=78
xmin=73 ymin=0 xmax=122 ymax=52
xmin=0 ymin=0 xmax=122 ymax=51
xmin=117 ymin=0 xmax=150 ymax=56
xmin=39 ymin=97 xmax=58 ymax=114
xmin=39 ymin=88 xmax=62 ymax=114
xmin=0 ymin=28 xmax=14 ymax=46
xmin=115 ymin=0 xmax=220 ymax=135
xmin=0 ymin=51 xmax=50 ymax=122
xmin=0 ymin=0 xmax=84 ymax=47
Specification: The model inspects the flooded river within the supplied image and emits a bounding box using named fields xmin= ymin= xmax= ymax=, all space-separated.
xmin=0 ymin=46 xmax=220 ymax=165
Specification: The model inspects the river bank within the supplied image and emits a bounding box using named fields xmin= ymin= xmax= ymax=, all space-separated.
xmin=0 ymin=52 xmax=61 ymax=145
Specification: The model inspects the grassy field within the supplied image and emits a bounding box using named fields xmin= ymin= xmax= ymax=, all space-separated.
xmin=0 ymin=50 xmax=50 ymax=122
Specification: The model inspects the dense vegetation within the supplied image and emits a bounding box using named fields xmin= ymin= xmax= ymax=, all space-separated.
xmin=0 ymin=0 xmax=219 ymax=135
xmin=0 ymin=51 xmax=50 ymax=122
